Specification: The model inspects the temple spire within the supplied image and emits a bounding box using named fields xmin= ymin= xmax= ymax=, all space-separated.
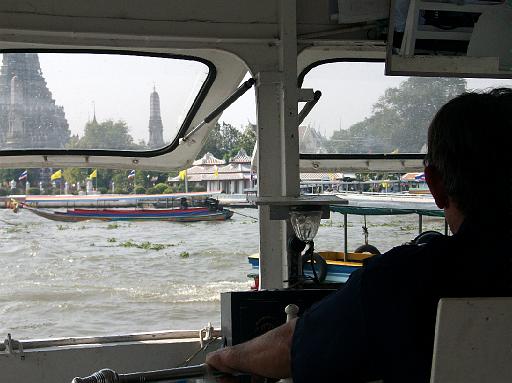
xmin=148 ymin=85 xmax=164 ymax=148
xmin=92 ymin=101 xmax=97 ymax=124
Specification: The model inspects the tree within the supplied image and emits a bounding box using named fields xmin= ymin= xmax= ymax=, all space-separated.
xmin=237 ymin=125 xmax=257 ymax=157
xmin=327 ymin=77 xmax=467 ymax=153
xmin=219 ymin=122 xmax=243 ymax=161
xmin=199 ymin=122 xmax=243 ymax=160
xmin=199 ymin=122 xmax=223 ymax=159
xmin=153 ymin=183 xmax=168 ymax=194
xmin=66 ymin=134 xmax=80 ymax=149
xmin=112 ymin=170 xmax=134 ymax=193
xmin=0 ymin=169 xmax=24 ymax=185
xmin=198 ymin=122 xmax=256 ymax=160
xmin=62 ymin=168 xmax=85 ymax=186
xmin=377 ymin=77 xmax=467 ymax=152
xmin=72 ymin=119 xmax=140 ymax=150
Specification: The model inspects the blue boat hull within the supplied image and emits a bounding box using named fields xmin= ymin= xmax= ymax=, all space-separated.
xmin=248 ymin=255 xmax=361 ymax=284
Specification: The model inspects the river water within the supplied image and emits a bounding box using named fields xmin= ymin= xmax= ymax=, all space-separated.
xmin=0 ymin=208 xmax=445 ymax=340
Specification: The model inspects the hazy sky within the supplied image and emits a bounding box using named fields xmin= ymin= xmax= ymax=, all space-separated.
xmin=38 ymin=53 xmax=209 ymax=143
xmin=3 ymin=54 xmax=512 ymax=144
xmin=301 ymin=62 xmax=512 ymax=137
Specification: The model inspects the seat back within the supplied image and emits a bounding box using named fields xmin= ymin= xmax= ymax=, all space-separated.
xmin=430 ymin=297 xmax=512 ymax=383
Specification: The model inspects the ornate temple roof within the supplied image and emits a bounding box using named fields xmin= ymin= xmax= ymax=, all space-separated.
xmin=298 ymin=125 xmax=328 ymax=154
xmin=218 ymin=163 xmax=251 ymax=173
xmin=192 ymin=152 xmax=225 ymax=166
xmin=229 ymin=148 xmax=251 ymax=163
xmin=0 ymin=53 xmax=70 ymax=149
xmin=300 ymin=172 xmax=344 ymax=181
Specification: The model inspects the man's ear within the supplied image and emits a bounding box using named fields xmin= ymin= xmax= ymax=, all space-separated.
xmin=424 ymin=165 xmax=449 ymax=209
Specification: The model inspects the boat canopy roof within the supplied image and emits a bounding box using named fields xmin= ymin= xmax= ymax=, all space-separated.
xmin=0 ymin=0 xmax=400 ymax=172
xmin=0 ymin=0 xmax=510 ymax=174
xmin=330 ymin=204 xmax=445 ymax=218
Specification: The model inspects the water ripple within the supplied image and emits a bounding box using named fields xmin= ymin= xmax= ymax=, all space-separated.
xmin=0 ymin=208 xmax=445 ymax=338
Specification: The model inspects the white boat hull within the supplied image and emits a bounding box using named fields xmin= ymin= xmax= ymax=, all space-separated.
xmin=0 ymin=331 xmax=222 ymax=383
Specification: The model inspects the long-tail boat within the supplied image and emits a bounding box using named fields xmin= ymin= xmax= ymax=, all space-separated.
xmin=10 ymin=197 xmax=233 ymax=222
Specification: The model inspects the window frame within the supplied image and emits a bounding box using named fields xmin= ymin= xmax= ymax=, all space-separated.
xmin=297 ymin=58 xmax=425 ymax=162
xmin=0 ymin=48 xmax=217 ymax=157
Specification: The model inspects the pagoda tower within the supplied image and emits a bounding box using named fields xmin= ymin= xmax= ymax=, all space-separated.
xmin=0 ymin=53 xmax=70 ymax=149
xmin=148 ymin=86 xmax=164 ymax=148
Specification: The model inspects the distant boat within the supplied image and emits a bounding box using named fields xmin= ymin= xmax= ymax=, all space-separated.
xmin=12 ymin=197 xmax=233 ymax=222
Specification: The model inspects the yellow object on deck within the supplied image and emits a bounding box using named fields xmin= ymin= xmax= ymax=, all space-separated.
xmin=318 ymin=251 xmax=374 ymax=263
xmin=248 ymin=250 xmax=375 ymax=268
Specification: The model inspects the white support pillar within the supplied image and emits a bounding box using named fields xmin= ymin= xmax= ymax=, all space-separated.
xmin=279 ymin=0 xmax=300 ymax=287
xmin=257 ymin=0 xmax=299 ymax=290
xmin=257 ymin=71 xmax=285 ymax=289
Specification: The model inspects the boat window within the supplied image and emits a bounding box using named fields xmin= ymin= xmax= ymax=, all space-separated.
xmin=199 ymin=74 xmax=257 ymax=163
xmin=0 ymin=165 xmax=256 ymax=338
xmin=0 ymin=52 xmax=211 ymax=152
xmin=0 ymin=69 xmax=261 ymax=339
xmin=299 ymin=61 xmax=512 ymax=155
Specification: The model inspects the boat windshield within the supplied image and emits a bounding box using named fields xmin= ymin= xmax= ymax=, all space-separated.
xmin=2 ymin=59 xmax=510 ymax=340
xmin=0 ymin=52 xmax=211 ymax=152
xmin=299 ymin=61 xmax=512 ymax=155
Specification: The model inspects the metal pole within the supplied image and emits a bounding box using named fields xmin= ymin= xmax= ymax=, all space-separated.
xmin=344 ymin=213 xmax=348 ymax=262
xmin=297 ymin=90 xmax=321 ymax=125
xmin=418 ymin=214 xmax=423 ymax=234
xmin=256 ymin=0 xmax=299 ymax=290
xmin=181 ymin=78 xmax=256 ymax=143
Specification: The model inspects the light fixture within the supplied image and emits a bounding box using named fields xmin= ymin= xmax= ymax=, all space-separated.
xmin=289 ymin=208 xmax=322 ymax=242
xmin=289 ymin=206 xmax=323 ymax=284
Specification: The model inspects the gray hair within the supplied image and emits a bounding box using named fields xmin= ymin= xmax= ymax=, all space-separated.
xmin=425 ymin=88 xmax=512 ymax=232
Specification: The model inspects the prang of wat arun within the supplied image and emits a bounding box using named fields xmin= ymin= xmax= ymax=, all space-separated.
xmin=0 ymin=53 xmax=70 ymax=149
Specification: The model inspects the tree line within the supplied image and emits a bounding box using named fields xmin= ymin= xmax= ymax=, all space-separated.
xmin=1 ymin=77 xmax=469 ymax=195
xmin=0 ymin=121 xmax=256 ymax=196
xmin=320 ymin=77 xmax=467 ymax=154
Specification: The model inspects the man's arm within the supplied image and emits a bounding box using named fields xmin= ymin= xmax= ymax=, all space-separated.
xmin=206 ymin=318 xmax=297 ymax=379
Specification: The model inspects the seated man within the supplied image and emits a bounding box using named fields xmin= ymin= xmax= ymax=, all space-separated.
xmin=206 ymin=88 xmax=512 ymax=382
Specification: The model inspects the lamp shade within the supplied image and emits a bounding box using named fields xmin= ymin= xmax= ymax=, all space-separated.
xmin=289 ymin=210 xmax=322 ymax=242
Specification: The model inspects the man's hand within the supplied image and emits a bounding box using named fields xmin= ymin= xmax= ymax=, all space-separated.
xmin=206 ymin=346 xmax=241 ymax=375
xmin=206 ymin=318 xmax=297 ymax=379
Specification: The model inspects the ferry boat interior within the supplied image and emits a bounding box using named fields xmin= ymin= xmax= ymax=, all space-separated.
xmin=0 ymin=1 xmax=511 ymax=382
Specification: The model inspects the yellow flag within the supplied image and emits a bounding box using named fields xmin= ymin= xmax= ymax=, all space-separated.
xmin=50 ymin=169 xmax=62 ymax=181
xmin=214 ymin=165 xmax=219 ymax=177
xmin=89 ymin=169 xmax=97 ymax=179
xmin=179 ymin=170 xmax=187 ymax=181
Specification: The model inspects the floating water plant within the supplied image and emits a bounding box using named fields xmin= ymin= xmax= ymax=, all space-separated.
xmin=107 ymin=223 xmax=120 ymax=230
xmin=118 ymin=240 xmax=174 ymax=251
xmin=179 ymin=251 xmax=190 ymax=258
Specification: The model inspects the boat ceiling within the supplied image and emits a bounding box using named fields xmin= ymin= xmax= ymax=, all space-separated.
xmin=0 ymin=0 xmax=388 ymax=170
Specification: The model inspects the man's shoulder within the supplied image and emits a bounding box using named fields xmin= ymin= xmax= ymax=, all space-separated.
xmin=359 ymin=235 xmax=450 ymax=288
xmin=364 ymin=235 xmax=446 ymax=270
